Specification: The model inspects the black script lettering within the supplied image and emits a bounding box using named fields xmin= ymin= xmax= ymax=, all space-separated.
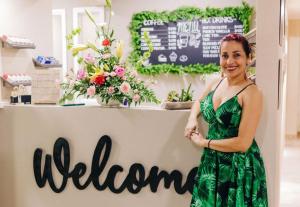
xmin=144 ymin=166 xmax=197 ymax=194
xmin=122 ymin=163 xmax=146 ymax=194
xmin=69 ymin=162 xmax=87 ymax=189
xmin=104 ymin=165 xmax=124 ymax=193
xmin=33 ymin=135 xmax=197 ymax=195
xmin=33 ymin=138 xmax=70 ymax=193
xmin=90 ymin=135 xmax=112 ymax=191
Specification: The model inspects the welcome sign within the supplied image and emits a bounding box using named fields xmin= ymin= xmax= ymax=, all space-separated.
xmin=33 ymin=135 xmax=198 ymax=194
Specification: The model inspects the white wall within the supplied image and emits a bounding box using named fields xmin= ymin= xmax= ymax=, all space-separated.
xmin=0 ymin=0 xmax=53 ymax=101
xmin=0 ymin=0 xmax=53 ymax=73
xmin=52 ymin=15 xmax=64 ymax=69
xmin=52 ymin=0 xmax=106 ymax=74
xmin=286 ymin=20 xmax=300 ymax=136
xmin=256 ymin=0 xmax=285 ymax=206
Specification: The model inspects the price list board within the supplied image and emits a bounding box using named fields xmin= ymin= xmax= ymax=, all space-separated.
xmin=140 ymin=17 xmax=243 ymax=66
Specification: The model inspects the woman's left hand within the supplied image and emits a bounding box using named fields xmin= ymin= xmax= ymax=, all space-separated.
xmin=190 ymin=132 xmax=207 ymax=148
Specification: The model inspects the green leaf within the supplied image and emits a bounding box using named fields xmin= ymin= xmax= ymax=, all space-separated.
xmin=85 ymin=9 xmax=98 ymax=28
xmin=105 ymin=0 xmax=112 ymax=8
xmin=110 ymin=30 xmax=114 ymax=38
xmin=77 ymin=57 xmax=84 ymax=64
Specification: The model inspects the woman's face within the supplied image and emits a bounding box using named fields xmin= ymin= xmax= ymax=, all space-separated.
xmin=220 ymin=40 xmax=250 ymax=79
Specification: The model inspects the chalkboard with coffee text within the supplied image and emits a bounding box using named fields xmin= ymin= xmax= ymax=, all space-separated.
xmin=140 ymin=17 xmax=243 ymax=66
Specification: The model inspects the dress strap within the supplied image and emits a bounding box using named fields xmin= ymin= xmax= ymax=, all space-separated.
xmin=235 ymin=83 xmax=255 ymax=96
xmin=213 ymin=78 xmax=224 ymax=91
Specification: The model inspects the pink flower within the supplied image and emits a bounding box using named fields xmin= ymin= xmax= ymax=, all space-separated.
xmin=120 ymin=82 xmax=131 ymax=94
xmin=87 ymin=85 xmax=96 ymax=96
xmin=107 ymin=86 xmax=115 ymax=94
xmin=77 ymin=69 xmax=86 ymax=80
xmin=84 ymin=53 xmax=95 ymax=63
xmin=133 ymin=94 xmax=140 ymax=102
xmin=115 ymin=66 xmax=125 ymax=77
xmin=110 ymin=72 xmax=116 ymax=77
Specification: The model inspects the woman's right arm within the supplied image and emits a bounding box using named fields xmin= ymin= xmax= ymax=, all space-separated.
xmin=184 ymin=78 xmax=220 ymax=139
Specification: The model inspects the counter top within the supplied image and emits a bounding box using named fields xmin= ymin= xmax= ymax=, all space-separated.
xmin=0 ymin=102 xmax=191 ymax=112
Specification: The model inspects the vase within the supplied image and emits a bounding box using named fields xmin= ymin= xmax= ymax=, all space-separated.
xmin=162 ymin=101 xmax=194 ymax=110
xmin=96 ymin=97 xmax=121 ymax=108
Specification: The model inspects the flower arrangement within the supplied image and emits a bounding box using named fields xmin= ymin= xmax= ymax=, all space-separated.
xmin=60 ymin=0 xmax=159 ymax=106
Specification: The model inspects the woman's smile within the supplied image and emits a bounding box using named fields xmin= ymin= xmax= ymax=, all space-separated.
xmin=226 ymin=66 xmax=238 ymax=70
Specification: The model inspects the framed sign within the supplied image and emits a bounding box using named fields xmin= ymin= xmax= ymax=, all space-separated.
xmin=129 ymin=3 xmax=254 ymax=75
xmin=140 ymin=17 xmax=243 ymax=66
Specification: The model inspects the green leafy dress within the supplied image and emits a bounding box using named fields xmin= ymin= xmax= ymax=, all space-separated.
xmin=190 ymin=82 xmax=268 ymax=207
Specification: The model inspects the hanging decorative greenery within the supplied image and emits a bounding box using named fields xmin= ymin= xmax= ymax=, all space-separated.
xmin=128 ymin=2 xmax=253 ymax=75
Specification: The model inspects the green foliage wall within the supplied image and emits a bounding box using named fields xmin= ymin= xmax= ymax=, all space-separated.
xmin=128 ymin=2 xmax=253 ymax=75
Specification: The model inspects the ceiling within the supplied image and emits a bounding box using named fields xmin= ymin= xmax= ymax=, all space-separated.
xmin=287 ymin=0 xmax=300 ymax=19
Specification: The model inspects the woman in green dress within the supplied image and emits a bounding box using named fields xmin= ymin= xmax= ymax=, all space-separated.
xmin=185 ymin=33 xmax=268 ymax=207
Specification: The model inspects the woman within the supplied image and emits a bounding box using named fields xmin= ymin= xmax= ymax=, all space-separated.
xmin=185 ymin=33 xmax=268 ymax=206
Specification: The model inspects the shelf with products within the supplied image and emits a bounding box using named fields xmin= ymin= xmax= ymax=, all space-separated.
xmin=32 ymin=56 xmax=62 ymax=68
xmin=0 ymin=34 xmax=36 ymax=49
xmin=0 ymin=74 xmax=32 ymax=105
xmin=1 ymin=73 xmax=32 ymax=87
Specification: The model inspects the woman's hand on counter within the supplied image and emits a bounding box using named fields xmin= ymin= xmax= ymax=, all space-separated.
xmin=190 ymin=132 xmax=207 ymax=148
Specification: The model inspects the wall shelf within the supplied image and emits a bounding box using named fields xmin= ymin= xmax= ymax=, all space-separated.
xmin=1 ymin=75 xmax=32 ymax=87
xmin=32 ymin=58 xmax=62 ymax=68
xmin=1 ymin=35 xmax=36 ymax=49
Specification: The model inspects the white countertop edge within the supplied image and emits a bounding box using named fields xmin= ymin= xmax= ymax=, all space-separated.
xmin=1 ymin=103 xmax=191 ymax=112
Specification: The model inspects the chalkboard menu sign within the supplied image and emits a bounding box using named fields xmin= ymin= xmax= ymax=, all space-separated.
xmin=140 ymin=17 xmax=243 ymax=66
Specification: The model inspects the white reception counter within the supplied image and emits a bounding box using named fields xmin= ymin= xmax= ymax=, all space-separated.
xmin=0 ymin=105 xmax=203 ymax=207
